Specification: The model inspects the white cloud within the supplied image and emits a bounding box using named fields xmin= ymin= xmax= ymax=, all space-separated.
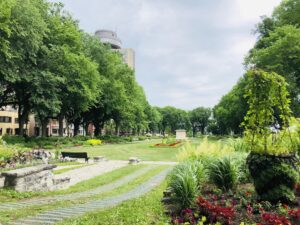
xmin=50 ymin=0 xmax=283 ymax=109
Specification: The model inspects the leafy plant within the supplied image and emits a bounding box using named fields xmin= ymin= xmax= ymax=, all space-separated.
xmin=208 ymin=157 xmax=238 ymax=191
xmin=168 ymin=161 xmax=204 ymax=209
xmin=243 ymin=69 xmax=293 ymax=155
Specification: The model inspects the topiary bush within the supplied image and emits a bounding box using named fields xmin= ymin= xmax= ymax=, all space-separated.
xmin=243 ymin=69 xmax=300 ymax=203
xmin=247 ymin=152 xmax=298 ymax=203
xmin=208 ymin=157 xmax=238 ymax=191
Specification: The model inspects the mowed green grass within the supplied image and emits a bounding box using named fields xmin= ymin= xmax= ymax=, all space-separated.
xmin=59 ymin=140 xmax=183 ymax=161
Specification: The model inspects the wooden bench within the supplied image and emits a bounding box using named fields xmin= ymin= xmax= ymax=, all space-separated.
xmin=61 ymin=152 xmax=89 ymax=163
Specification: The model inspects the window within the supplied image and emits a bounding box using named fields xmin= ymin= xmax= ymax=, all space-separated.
xmin=0 ymin=116 xmax=12 ymax=123
xmin=6 ymin=128 xmax=11 ymax=135
xmin=15 ymin=118 xmax=19 ymax=123
xmin=52 ymin=129 xmax=58 ymax=134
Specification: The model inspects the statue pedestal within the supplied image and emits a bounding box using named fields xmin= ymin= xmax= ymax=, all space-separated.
xmin=176 ymin=129 xmax=186 ymax=140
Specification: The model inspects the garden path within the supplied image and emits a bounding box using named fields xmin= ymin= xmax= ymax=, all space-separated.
xmin=0 ymin=165 xmax=156 ymax=211
xmin=55 ymin=160 xmax=128 ymax=188
xmin=9 ymin=167 xmax=171 ymax=225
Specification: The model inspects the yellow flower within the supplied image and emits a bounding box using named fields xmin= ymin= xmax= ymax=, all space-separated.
xmin=201 ymin=216 xmax=207 ymax=222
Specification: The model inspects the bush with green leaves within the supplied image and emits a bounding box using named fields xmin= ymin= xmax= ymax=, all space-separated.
xmin=168 ymin=160 xmax=205 ymax=209
xmin=247 ymin=152 xmax=299 ymax=203
xmin=208 ymin=157 xmax=238 ymax=191
xmin=243 ymin=69 xmax=299 ymax=203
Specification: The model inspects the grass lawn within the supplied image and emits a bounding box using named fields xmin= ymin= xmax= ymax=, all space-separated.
xmin=58 ymin=180 xmax=169 ymax=225
xmin=0 ymin=165 xmax=169 ymax=223
xmin=58 ymin=140 xmax=182 ymax=161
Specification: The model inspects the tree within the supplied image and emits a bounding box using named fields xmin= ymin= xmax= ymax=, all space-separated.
xmin=0 ymin=0 xmax=51 ymax=136
xmin=158 ymin=107 xmax=190 ymax=134
xmin=189 ymin=107 xmax=211 ymax=136
xmin=246 ymin=0 xmax=300 ymax=116
xmin=213 ymin=77 xmax=248 ymax=135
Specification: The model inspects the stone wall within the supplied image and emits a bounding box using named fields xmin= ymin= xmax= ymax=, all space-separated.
xmin=0 ymin=175 xmax=4 ymax=188
xmin=1 ymin=164 xmax=57 ymax=192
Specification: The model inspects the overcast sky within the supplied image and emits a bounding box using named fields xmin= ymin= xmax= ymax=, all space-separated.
xmin=51 ymin=0 xmax=282 ymax=110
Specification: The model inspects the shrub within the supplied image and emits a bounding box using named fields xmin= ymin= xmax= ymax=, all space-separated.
xmin=2 ymin=135 xmax=25 ymax=144
xmin=177 ymin=137 xmax=234 ymax=162
xmin=208 ymin=157 xmax=238 ymax=191
xmin=86 ymin=139 xmax=102 ymax=146
xmin=168 ymin=161 xmax=204 ymax=209
xmin=0 ymin=146 xmax=15 ymax=161
xmin=228 ymin=137 xmax=249 ymax=152
xmin=247 ymin=152 xmax=299 ymax=203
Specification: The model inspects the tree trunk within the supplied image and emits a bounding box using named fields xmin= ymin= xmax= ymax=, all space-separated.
xmin=41 ymin=119 xmax=48 ymax=137
xmin=84 ymin=123 xmax=89 ymax=136
xmin=94 ymin=123 xmax=101 ymax=136
xmin=192 ymin=126 xmax=196 ymax=137
xmin=18 ymin=105 xmax=28 ymax=136
xmin=58 ymin=114 xmax=64 ymax=136
xmin=115 ymin=122 xmax=120 ymax=136
xmin=73 ymin=120 xmax=80 ymax=136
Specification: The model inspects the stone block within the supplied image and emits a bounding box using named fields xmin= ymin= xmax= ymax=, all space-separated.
xmin=53 ymin=177 xmax=71 ymax=190
xmin=93 ymin=156 xmax=106 ymax=162
xmin=0 ymin=175 xmax=4 ymax=188
xmin=1 ymin=164 xmax=57 ymax=192
xmin=129 ymin=157 xmax=140 ymax=164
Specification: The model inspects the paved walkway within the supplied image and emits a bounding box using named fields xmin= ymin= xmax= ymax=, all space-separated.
xmin=0 ymin=165 xmax=156 ymax=211
xmin=10 ymin=168 xmax=171 ymax=225
xmin=55 ymin=160 xmax=128 ymax=188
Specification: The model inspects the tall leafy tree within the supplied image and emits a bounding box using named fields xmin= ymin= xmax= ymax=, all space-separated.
xmin=213 ymin=77 xmax=248 ymax=135
xmin=246 ymin=0 xmax=300 ymax=115
xmin=189 ymin=107 xmax=211 ymax=136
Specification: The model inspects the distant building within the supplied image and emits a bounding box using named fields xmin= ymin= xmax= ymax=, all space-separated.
xmin=0 ymin=106 xmax=19 ymax=136
xmin=95 ymin=30 xmax=135 ymax=70
xmin=0 ymin=106 xmax=85 ymax=137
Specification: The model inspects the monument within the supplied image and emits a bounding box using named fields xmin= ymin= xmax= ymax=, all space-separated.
xmin=176 ymin=129 xmax=186 ymax=140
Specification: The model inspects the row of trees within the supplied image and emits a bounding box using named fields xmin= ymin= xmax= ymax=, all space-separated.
xmin=212 ymin=0 xmax=300 ymax=135
xmin=0 ymin=0 xmax=214 ymax=137
xmin=0 ymin=0 xmax=151 ymax=136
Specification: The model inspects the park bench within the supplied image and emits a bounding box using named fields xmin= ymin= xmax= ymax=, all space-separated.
xmin=61 ymin=152 xmax=89 ymax=163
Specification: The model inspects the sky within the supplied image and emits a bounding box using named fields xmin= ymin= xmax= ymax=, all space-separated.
xmin=50 ymin=0 xmax=282 ymax=110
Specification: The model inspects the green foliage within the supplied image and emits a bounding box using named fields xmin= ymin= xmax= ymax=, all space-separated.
xmin=213 ymin=77 xmax=248 ymax=135
xmin=157 ymin=106 xmax=190 ymax=134
xmin=168 ymin=161 xmax=204 ymax=209
xmin=208 ymin=157 xmax=238 ymax=191
xmin=227 ymin=137 xmax=249 ymax=152
xmin=243 ymin=69 xmax=293 ymax=155
xmin=247 ymin=152 xmax=299 ymax=203
xmin=189 ymin=107 xmax=211 ymax=136
xmin=246 ymin=0 xmax=300 ymax=115
xmin=177 ymin=137 xmax=234 ymax=162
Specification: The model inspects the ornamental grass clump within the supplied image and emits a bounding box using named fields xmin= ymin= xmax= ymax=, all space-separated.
xmin=168 ymin=161 xmax=205 ymax=209
xmin=208 ymin=157 xmax=238 ymax=191
xmin=243 ymin=69 xmax=299 ymax=203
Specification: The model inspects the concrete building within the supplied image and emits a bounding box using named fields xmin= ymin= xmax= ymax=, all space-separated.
xmin=95 ymin=30 xmax=135 ymax=70
xmin=0 ymin=106 xmax=19 ymax=136
xmin=0 ymin=106 xmax=84 ymax=137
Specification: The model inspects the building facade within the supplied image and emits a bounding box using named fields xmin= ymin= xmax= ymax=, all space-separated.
xmin=95 ymin=30 xmax=135 ymax=70
xmin=0 ymin=106 xmax=19 ymax=136
xmin=0 ymin=106 xmax=85 ymax=137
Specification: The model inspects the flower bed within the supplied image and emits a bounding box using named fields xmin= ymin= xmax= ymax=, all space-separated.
xmin=170 ymin=187 xmax=300 ymax=225
xmin=153 ymin=141 xmax=182 ymax=148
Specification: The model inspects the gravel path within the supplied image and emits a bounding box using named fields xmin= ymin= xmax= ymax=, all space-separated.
xmin=0 ymin=165 xmax=156 ymax=211
xmin=55 ymin=160 xmax=128 ymax=188
xmin=10 ymin=167 xmax=171 ymax=225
